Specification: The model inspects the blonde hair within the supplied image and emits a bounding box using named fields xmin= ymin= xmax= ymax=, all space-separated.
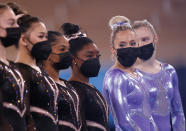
xmin=109 ymin=15 xmax=133 ymax=46
xmin=133 ymin=19 xmax=157 ymax=36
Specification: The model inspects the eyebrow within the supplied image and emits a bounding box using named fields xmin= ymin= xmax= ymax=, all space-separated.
xmin=130 ymin=40 xmax=136 ymax=42
xmin=141 ymin=36 xmax=150 ymax=39
xmin=119 ymin=41 xmax=127 ymax=43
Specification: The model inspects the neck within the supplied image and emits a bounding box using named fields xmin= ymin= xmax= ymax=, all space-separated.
xmin=136 ymin=52 xmax=162 ymax=74
xmin=43 ymin=61 xmax=59 ymax=82
xmin=138 ymin=53 xmax=159 ymax=68
xmin=69 ymin=66 xmax=89 ymax=85
xmin=15 ymin=46 xmax=36 ymax=67
xmin=0 ymin=42 xmax=9 ymax=65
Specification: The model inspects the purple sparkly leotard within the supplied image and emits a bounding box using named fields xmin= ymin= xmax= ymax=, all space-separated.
xmin=103 ymin=63 xmax=185 ymax=131
xmin=135 ymin=63 xmax=185 ymax=131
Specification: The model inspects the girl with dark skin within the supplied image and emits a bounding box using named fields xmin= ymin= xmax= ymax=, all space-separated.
xmin=15 ymin=14 xmax=59 ymax=131
xmin=62 ymin=23 xmax=109 ymax=131
xmin=43 ymin=31 xmax=85 ymax=131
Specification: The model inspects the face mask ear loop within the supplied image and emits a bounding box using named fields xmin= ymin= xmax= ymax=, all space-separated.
xmin=24 ymin=37 xmax=35 ymax=56
xmin=26 ymin=38 xmax=35 ymax=46
xmin=74 ymin=56 xmax=87 ymax=73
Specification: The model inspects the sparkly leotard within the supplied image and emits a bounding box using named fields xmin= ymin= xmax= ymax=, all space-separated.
xmin=70 ymin=81 xmax=109 ymax=131
xmin=135 ymin=63 xmax=185 ymax=131
xmin=103 ymin=64 xmax=185 ymax=131
xmin=16 ymin=63 xmax=59 ymax=131
xmin=57 ymin=79 xmax=84 ymax=131
xmin=0 ymin=61 xmax=27 ymax=131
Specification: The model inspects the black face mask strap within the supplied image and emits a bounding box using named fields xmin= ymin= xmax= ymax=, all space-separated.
xmin=71 ymin=56 xmax=82 ymax=70
xmin=23 ymin=37 xmax=35 ymax=55
xmin=26 ymin=38 xmax=35 ymax=46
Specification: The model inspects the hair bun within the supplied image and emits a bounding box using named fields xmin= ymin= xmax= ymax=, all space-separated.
xmin=18 ymin=14 xmax=39 ymax=26
xmin=61 ymin=23 xmax=80 ymax=36
xmin=18 ymin=14 xmax=32 ymax=25
xmin=109 ymin=15 xmax=131 ymax=30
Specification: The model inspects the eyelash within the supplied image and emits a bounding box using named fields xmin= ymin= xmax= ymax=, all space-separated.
xmin=130 ymin=42 xmax=136 ymax=46
xmin=142 ymin=38 xmax=148 ymax=42
xmin=38 ymin=35 xmax=45 ymax=39
xmin=119 ymin=43 xmax=126 ymax=47
xmin=61 ymin=48 xmax=65 ymax=51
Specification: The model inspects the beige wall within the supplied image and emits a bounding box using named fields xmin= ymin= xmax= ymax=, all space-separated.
xmin=2 ymin=0 xmax=186 ymax=66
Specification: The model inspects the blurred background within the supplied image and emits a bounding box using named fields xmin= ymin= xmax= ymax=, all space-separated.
xmin=2 ymin=0 xmax=186 ymax=130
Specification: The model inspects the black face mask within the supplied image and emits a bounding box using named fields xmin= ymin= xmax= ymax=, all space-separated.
xmin=117 ymin=47 xmax=138 ymax=68
xmin=30 ymin=40 xmax=52 ymax=61
xmin=0 ymin=27 xmax=22 ymax=47
xmin=77 ymin=57 xmax=101 ymax=77
xmin=138 ymin=43 xmax=154 ymax=61
xmin=52 ymin=52 xmax=73 ymax=70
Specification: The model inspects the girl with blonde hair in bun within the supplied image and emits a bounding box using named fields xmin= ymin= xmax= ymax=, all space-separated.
xmin=103 ymin=16 xmax=159 ymax=131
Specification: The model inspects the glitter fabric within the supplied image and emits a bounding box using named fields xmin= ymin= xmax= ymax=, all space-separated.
xmin=57 ymin=79 xmax=83 ymax=131
xmin=16 ymin=63 xmax=59 ymax=131
xmin=135 ymin=63 xmax=185 ymax=131
xmin=103 ymin=64 xmax=185 ymax=131
xmin=70 ymin=81 xmax=109 ymax=131
xmin=103 ymin=68 xmax=157 ymax=131
xmin=0 ymin=61 xmax=27 ymax=131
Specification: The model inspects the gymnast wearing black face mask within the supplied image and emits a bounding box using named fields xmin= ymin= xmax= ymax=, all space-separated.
xmin=15 ymin=15 xmax=59 ymax=131
xmin=0 ymin=4 xmax=32 ymax=131
xmin=42 ymin=31 xmax=86 ymax=131
xmin=61 ymin=23 xmax=109 ymax=131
